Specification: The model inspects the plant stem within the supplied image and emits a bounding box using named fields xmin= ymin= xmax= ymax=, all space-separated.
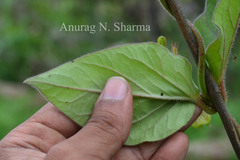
xmin=163 ymin=0 xmax=198 ymax=63
xmin=220 ymin=80 xmax=227 ymax=101
xmin=205 ymin=70 xmax=240 ymax=157
xmin=164 ymin=0 xmax=240 ymax=158
xmin=230 ymin=114 xmax=240 ymax=139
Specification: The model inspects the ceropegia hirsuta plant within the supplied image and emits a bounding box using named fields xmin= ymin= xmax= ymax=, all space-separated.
xmin=159 ymin=0 xmax=240 ymax=157
xmin=194 ymin=0 xmax=240 ymax=101
xmin=24 ymin=0 xmax=240 ymax=157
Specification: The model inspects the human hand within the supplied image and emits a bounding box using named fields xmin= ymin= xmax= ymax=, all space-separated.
xmin=0 ymin=77 xmax=201 ymax=160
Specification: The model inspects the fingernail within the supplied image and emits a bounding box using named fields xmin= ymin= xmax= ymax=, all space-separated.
xmin=102 ymin=77 xmax=128 ymax=100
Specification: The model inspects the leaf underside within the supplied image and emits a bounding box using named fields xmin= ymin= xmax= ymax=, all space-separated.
xmin=195 ymin=0 xmax=240 ymax=84
xmin=25 ymin=43 xmax=199 ymax=145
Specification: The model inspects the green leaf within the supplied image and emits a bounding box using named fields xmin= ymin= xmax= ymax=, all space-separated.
xmin=159 ymin=0 xmax=174 ymax=16
xmin=192 ymin=111 xmax=211 ymax=128
xmin=194 ymin=0 xmax=220 ymax=49
xmin=195 ymin=0 xmax=240 ymax=84
xmin=24 ymin=43 xmax=199 ymax=145
xmin=127 ymin=100 xmax=195 ymax=144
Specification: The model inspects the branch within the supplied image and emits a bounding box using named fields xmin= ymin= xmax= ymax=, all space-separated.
xmin=163 ymin=0 xmax=198 ymax=63
xmin=205 ymin=70 xmax=240 ymax=156
xmin=164 ymin=0 xmax=240 ymax=158
xmin=230 ymin=115 xmax=240 ymax=139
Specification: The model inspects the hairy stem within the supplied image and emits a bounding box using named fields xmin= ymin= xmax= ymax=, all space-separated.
xmin=220 ymin=80 xmax=227 ymax=102
xmin=164 ymin=0 xmax=240 ymax=158
xmin=164 ymin=0 xmax=198 ymax=63
xmin=230 ymin=115 xmax=240 ymax=139
xmin=205 ymin=70 xmax=240 ymax=157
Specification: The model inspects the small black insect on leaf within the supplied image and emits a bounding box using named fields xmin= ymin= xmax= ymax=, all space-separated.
xmin=232 ymin=54 xmax=237 ymax=61
xmin=161 ymin=93 xmax=163 ymax=96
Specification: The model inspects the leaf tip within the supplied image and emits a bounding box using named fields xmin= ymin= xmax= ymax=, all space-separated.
xmin=23 ymin=78 xmax=30 ymax=85
xmin=23 ymin=76 xmax=38 ymax=87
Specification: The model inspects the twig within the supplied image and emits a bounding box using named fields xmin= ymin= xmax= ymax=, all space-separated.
xmin=163 ymin=0 xmax=198 ymax=63
xmin=205 ymin=70 xmax=240 ymax=157
xmin=229 ymin=113 xmax=240 ymax=139
xmin=164 ymin=0 xmax=240 ymax=158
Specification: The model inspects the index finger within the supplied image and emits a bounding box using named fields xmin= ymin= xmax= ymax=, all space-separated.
xmin=27 ymin=102 xmax=81 ymax=138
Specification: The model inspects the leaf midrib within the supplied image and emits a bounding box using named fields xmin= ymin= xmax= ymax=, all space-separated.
xmin=26 ymin=80 xmax=193 ymax=101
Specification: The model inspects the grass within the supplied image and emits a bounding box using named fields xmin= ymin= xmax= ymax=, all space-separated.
xmin=0 ymin=91 xmax=44 ymax=139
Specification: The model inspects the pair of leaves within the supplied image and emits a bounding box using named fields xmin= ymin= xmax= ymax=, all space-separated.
xmin=25 ymin=43 xmax=199 ymax=145
xmin=194 ymin=0 xmax=240 ymax=84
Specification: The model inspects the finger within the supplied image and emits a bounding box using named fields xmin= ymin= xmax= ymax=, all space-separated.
xmin=0 ymin=103 xmax=81 ymax=153
xmin=114 ymin=141 xmax=164 ymax=160
xmin=46 ymin=77 xmax=133 ymax=160
xmin=27 ymin=103 xmax=81 ymax=138
xmin=151 ymin=132 xmax=189 ymax=160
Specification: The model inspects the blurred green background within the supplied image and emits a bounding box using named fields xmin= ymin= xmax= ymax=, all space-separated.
xmin=0 ymin=0 xmax=239 ymax=159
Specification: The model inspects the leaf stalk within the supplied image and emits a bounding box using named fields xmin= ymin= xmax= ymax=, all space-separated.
xmin=188 ymin=21 xmax=208 ymax=101
xmin=195 ymin=96 xmax=216 ymax=115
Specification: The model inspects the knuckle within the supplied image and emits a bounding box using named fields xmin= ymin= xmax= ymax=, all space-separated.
xmin=88 ymin=110 xmax=124 ymax=144
xmin=46 ymin=144 xmax=70 ymax=159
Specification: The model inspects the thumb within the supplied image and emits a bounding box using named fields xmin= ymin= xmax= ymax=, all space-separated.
xmin=46 ymin=77 xmax=133 ymax=160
